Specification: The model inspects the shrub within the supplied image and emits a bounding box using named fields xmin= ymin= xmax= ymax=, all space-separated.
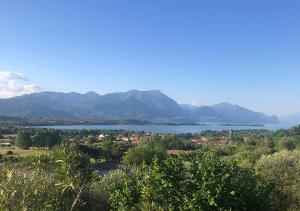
xmin=6 ymin=151 xmax=13 ymax=155
xmin=0 ymin=143 xmax=93 ymax=211
xmin=81 ymin=169 xmax=127 ymax=211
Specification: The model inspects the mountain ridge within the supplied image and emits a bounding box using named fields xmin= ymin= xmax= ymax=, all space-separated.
xmin=0 ymin=90 xmax=279 ymax=124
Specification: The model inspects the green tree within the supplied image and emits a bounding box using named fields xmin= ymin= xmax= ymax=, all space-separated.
xmin=100 ymin=139 xmax=114 ymax=161
xmin=32 ymin=129 xmax=61 ymax=148
xmin=256 ymin=150 xmax=300 ymax=211
xmin=276 ymin=136 xmax=297 ymax=151
xmin=123 ymin=143 xmax=167 ymax=166
xmin=183 ymin=149 xmax=270 ymax=211
xmin=108 ymin=169 xmax=140 ymax=211
xmin=85 ymin=136 xmax=98 ymax=144
xmin=139 ymin=156 xmax=185 ymax=210
xmin=15 ymin=131 xmax=32 ymax=149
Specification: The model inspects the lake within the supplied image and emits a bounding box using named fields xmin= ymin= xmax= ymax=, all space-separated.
xmin=33 ymin=123 xmax=295 ymax=134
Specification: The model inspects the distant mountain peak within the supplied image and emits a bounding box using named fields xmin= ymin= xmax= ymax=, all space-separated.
xmin=85 ymin=91 xmax=100 ymax=96
xmin=127 ymin=89 xmax=162 ymax=94
xmin=213 ymin=102 xmax=240 ymax=109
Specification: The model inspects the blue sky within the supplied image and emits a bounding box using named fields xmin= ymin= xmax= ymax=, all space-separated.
xmin=0 ymin=0 xmax=300 ymax=116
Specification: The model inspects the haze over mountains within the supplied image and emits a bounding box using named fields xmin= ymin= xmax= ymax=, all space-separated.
xmin=0 ymin=90 xmax=279 ymax=124
xmin=280 ymin=113 xmax=300 ymax=125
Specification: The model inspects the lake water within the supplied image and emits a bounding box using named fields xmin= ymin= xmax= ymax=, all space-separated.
xmin=33 ymin=123 xmax=295 ymax=134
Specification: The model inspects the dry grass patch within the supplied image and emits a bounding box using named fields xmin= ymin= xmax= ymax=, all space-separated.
xmin=0 ymin=148 xmax=49 ymax=157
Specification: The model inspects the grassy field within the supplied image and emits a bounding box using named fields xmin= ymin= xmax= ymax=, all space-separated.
xmin=0 ymin=148 xmax=49 ymax=157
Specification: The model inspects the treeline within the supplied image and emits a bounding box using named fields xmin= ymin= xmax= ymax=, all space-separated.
xmin=13 ymin=130 xmax=62 ymax=149
xmin=0 ymin=115 xmax=167 ymax=127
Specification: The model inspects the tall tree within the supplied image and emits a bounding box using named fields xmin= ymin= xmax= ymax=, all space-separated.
xmin=15 ymin=131 xmax=32 ymax=149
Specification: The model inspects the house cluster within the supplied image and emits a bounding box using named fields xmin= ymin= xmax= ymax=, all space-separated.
xmin=191 ymin=135 xmax=229 ymax=146
xmin=86 ymin=132 xmax=153 ymax=145
xmin=0 ymin=137 xmax=12 ymax=148
xmin=0 ymin=142 xmax=12 ymax=148
xmin=115 ymin=134 xmax=141 ymax=144
xmin=191 ymin=136 xmax=208 ymax=145
xmin=216 ymin=137 xmax=229 ymax=145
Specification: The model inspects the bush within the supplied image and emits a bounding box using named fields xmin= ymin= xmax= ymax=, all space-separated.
xmin=0 ymin=167 xmax=72 ymax=211
xmin=6 ymin=151 xmax=13 ymax=155
xmin=81 ymin=169 xmax=127 ymax=211
xmin=0 ymin=143 xmax=93 ymax=211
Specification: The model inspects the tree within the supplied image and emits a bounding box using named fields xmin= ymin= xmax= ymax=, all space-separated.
xmin=85 ymin=136 xmax=97 ymax=144
xmin=100 ymin=139 xmax=114 ymax=161
xmin=123 ymin=143 xmax=167 ymax=165
xmin=183 ymin=149 xmax=270 ymax=211
xmin=15 ymin=131 xmax=32 ymax=149
xmin=32 ymin=130 xmax=62 ymax=148
xmin=108 ymin=169 xmax=140 ymax=211
xmin=276 ymin=136 xmax=297 ymax=151
xmin=256 ymin=150 xmax=300 ymax=211
xmin=138 ymin=156 xmax=186 ymax=210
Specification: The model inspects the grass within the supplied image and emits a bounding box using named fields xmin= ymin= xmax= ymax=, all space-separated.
xmin=0 ymin=148 xmax=49 ymax=157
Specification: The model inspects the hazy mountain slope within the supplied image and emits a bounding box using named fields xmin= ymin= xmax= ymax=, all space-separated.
xmin=280 ymin=113 xmax=300 ymax=125
xmin=212 ymin=103 xmax=279 ymax=124
xmin=180 ymin=103 xmax=279 ymax=124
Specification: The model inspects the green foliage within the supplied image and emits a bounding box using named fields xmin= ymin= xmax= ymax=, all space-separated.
xmin=82 ymin=169 xmax=127 ymax=211
xmin=123 ymin=143 xmax=167 ymax=165
xmin=183 ymin=148 xmax=270 ymax=211
xmin=0 ymin=167 xmax=70 ymax=211
xmin=139 ymin=156 xmax=185 ymax=210
xmin=78 ymin=144 xmax=102 ymax=159
xmin=276 ymin=136 xmax=299 ymax=151
xmin=0 ymin=143 xmax=93 ymax=211
xmin=108 ymin=169 xmax=140 ymax=211
xmin=32 ymin=129 xmax=62 ymax=148
xmin=256 ymin=150 xmax=300 ymax=211
xmin=110 ymin=149 xmax=270 ymax=211
xmin=101 ymin=139 xmax=114 ymax=160
xmin=15 ymin=131 xmax=32 ymax=149
xmin=99 ymin=139 xmax=129 ymax=162
xmin=85 ymin=136 xmax=98 ymax=144
xmin=143 ymin=134 xmax=196 ymax=150
xmin=33 ymin=143 xmax=92 ymax=191
xmin=2 ymin=127 xmax=300 ymax=210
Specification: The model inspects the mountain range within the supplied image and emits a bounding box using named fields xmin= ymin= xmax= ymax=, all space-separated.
xmin=0 ymin=90 xmax=279 ymax=124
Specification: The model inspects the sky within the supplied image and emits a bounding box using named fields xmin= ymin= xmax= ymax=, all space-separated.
xmin=0 ymin=0 xmax=300 ymax=116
